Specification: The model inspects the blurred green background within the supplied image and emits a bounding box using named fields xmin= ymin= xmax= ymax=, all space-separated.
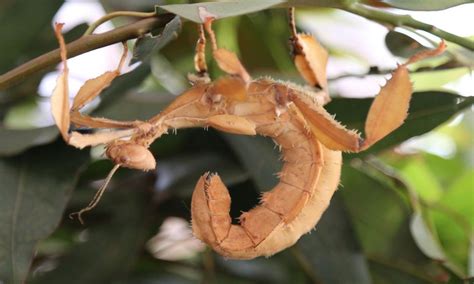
xmin=0 ymin=0 xmax=473 ymax=283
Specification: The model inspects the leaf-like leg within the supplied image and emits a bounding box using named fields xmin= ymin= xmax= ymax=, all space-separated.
xmin=361 ymin=41 xmax=446 ymax=150
xmin=68 ymin=129 xmax=136 ymax=149
xmin=52 ymin=25 xmax=138 ymax=142
xmin=207 ymin=114 xmax=257 ymax=135
xmin=203 ymin=19 xmax=251 ymax=83
xmin=51 ymin=23 xmax=71 ymax=141
xmin=71 ymin=42 xmax=128 ymax=112
xmin=288 ymin=7 xmax=330 ymax=104
xmin=69 ymin=42 xmax=141 ymax=129
xmin=291 ymin=42 xmax=446 ymax=152
xmin=70 ymin=113 xmax=138 ymax=129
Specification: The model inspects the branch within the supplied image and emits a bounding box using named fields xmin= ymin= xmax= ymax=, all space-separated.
xmin=344 ymin=4 xmax=474 ymax=51
xmin=0 ymin=13 xmax=174 ymax=91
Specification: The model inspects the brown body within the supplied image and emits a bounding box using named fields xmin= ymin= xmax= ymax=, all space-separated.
xmin=144 ymin=77 xmax=341 ymax=259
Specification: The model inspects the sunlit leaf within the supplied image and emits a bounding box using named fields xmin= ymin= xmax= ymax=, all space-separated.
xmin=430 ymin=209 xmax=470 ymax=274
xmin=398 ymin=158 xmax=444 ymax=203
xmin=469 ymin=237 xmax=474 ymax=277
xmin=0 ymin=141 xmax=89 ymax=283
xmin=410 ymin=212 xmax=447 ymax=260
xmin=440 ymin=171 xmax=474 ymax=227
xmin=411 ymin=68 xmax=470 ymax=92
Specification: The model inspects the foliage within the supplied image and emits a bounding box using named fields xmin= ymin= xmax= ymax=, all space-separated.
xmin=0 ymin=0 xmax=473 ymax=283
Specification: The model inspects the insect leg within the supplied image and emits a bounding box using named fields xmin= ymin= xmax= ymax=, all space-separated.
xmin=203 ymin=19 xmax=251 ymax=83
xmin=288 ymin=7 xmax=330 ymax=104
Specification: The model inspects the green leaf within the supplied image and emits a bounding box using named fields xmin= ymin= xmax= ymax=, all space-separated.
xmin=286 ymin=0 xmax=345 ymax=7
xmin=0 ymin=126 xmax=58 ymax=156
xmin=222 ymin=134 xmax=280 ymax=190
xmin=380 ymin=0 xmax=474 ymax=11
xmin=155 ymin=152 xmax=248 ymax=199
xmin=216 ymin=253 xmax=304 ymax=283
xmin=325 ymin=91 xmax=474 ymax=155
xmin=439 ymin=171 xmax=474 ymax=227
xmin=32 ymin=173 xmax=158 ymax=284
xmin=340 ymin=164 xmax=448 ymax=282
xmin=411 ymin=68 xmax=470 ymax=92
xmin=0 ymin=140 xmax=89 ymax=283
xmin=131 ymin=16 xmax=182 ymax=64
xmin=469 ymin=237 xmax=474 ymax=277
xmin=385 ymin=31 xmax=427 ymax=58
xmin=430 ymin=209 xmax=470 ymax=275
xmin=96 ymin=90 xmax=174 ymax=121
xmin=156 ymin=0 xmax=285 ymax=23
xmin=0 ymin=0 xmax=64 ymax=73
xmin=398 ymin=158 xmax=444 ymax=203
xmin=297 ymin=193 xmax=372 ymax=284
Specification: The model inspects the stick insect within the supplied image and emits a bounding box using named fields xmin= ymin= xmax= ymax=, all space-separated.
xmin=51 ymin=8 xmax=445 ymax=259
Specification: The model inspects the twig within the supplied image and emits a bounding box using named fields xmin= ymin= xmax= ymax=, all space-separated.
xmin=84 ymin=11 xmax=157 ymax=35
xmin=344 ymin=3 xmax=474 ymax=51
xmin=0 ymin=13 xmax=174 ymax=91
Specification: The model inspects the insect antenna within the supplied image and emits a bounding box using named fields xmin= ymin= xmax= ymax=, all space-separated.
xmin=69 ymin=164 xmax=121 ymax=224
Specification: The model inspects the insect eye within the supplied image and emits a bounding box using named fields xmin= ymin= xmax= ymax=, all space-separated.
xmin=106 ymin=143 xmax=156 ymax=171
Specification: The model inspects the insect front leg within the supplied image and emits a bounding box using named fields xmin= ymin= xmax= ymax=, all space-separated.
xmin=203 ymin=19 xmax=251 ymax=83
xmin=51 ymin=23 xmax=140 ymax=149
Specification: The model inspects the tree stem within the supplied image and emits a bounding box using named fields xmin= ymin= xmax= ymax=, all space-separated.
xmin=344 ymin=4 xmax=474 ymax=51
xmin=0 ymin=14 xmax=174 ymax=91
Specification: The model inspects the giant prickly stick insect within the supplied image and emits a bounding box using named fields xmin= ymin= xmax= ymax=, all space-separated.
xmin=50 ymin=8 xmax=445 ymax=259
